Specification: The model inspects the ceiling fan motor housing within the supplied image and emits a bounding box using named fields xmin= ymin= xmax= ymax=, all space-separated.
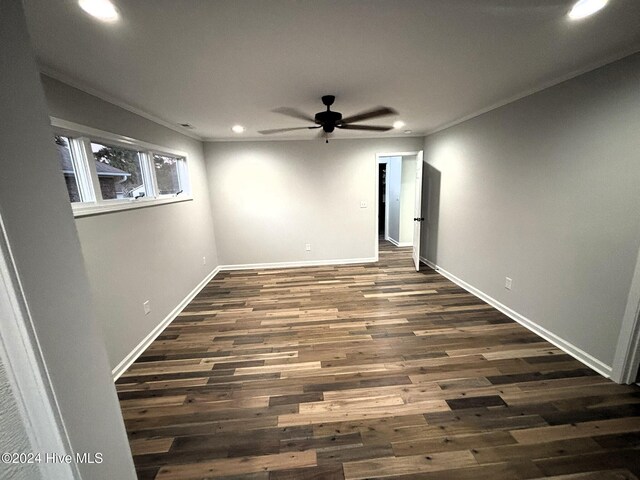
xmin=315 ymin=110 xmax=342 ymax=132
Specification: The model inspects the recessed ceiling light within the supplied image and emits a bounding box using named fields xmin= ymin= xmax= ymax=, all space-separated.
xmin=231 ymin=125 xmax=245 ymax=134
xmin=568 ymin=0 xmax=608 ymax=20
xmin=393 ymin=120 xmax=406 ymax=129
xmin=79 ymin=0 xmax=119 ymax=22
xmin=404 ymin=130 xmax=413 ymax=134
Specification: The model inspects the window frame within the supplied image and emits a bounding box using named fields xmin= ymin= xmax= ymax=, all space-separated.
xmin=51 ymin=117 xmax=192 ymax=217
xmin=54 ymin=134 xmax=89 ymax=203
xmin=150 ymin=151 xmax=189 ymax=198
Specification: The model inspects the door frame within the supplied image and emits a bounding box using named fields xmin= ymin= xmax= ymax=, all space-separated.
xmin=377 ymin=157 xmax=390 ymax=244
xmin=0 ymin=214 xmax=78 ymax=479
xmin=374 ymin=151 xmax=421 ymax=261
xmin=612 ymin=247 xmax=640 ymax=384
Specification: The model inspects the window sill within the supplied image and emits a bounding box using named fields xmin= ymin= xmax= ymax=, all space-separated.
xmin=72 ymin=196 xmax=193 ymax=218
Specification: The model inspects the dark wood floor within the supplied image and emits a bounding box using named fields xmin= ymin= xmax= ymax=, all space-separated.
xmin=116 ymin=242 xmax=640 ymax=480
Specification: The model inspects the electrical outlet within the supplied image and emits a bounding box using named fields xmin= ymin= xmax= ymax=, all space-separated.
xmin=505 ymin=277 xmax=513 ymax=290
xmin=202 ymin=256 xmax=207 ymax=265
xmin=143 ymin=300 xmax=151 ymax=315
xmin=360 ymin=201 xmax=367 ymax=208
xmin=305 ymin=243 xmax=311 ymax=251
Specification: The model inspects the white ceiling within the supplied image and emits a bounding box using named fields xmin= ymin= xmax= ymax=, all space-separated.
xmin=23 ymin=0 xmax=640 ymax=141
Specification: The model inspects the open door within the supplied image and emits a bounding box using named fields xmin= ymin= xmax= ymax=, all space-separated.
xmin=412 ymin=151 xmax=424 ymax=271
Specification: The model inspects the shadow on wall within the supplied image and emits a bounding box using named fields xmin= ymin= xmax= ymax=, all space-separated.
xmin=422 ymin=163 xmax=441 ymax=265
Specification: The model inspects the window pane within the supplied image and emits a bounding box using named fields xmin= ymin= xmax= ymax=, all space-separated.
xmin=153 ymin=153 xmax=183 ymax=195
xmin=91 ymin=142 xmax=146 ymax=200
xmin=54 ymin=135 xmax=81 ymax=203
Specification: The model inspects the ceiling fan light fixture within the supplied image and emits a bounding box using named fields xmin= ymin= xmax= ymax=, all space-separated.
xmin=231 ymin=125 xmax=245 ymax=133
xmin=78 ymin=0 xmax=119 ymax=22
xmin=568 ymin=0 xmax=608 ymax=20
xmin=393 ymin=120 xmax=406 ymax=129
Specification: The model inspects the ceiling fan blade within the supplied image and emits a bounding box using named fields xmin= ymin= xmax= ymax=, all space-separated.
xmin=340 ymin=106 xmax=397 ymax=124
xmin=258 ymin=126 xmax=320 ymax=135
xmin=272 ymin=107 xmax=316 ymax=123
xmin=337 ymin=124 xmax=393 ymax=131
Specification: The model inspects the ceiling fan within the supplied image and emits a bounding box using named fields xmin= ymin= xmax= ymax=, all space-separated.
xmin=258 ymin=95 xmax=398 ymax=142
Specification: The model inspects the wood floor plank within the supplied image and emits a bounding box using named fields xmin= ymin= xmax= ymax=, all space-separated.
xmin=510 ymin=417 xmax=640 ymax=444
xmin=154 ymin=450 xmax=317 ymax=480
xmin=530 ymin=470 xmax=638 ymax=479
xmin=392 ymin=430 xmax=517 ymax=456
xmin=116 ymin=241 xmax=640 ymax=479
xmin=342 ymin=450 xmax=478 ymax=479
xmin=129 ymin=437 xmax=174 ymax=456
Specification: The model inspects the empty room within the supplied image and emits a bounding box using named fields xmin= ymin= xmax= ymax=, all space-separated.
xmin=2 ymin=1 xmax=640 ymax=479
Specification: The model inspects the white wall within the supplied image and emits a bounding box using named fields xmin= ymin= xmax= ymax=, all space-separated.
xmin=421 ymin=53 xmax=640 ymax=370
xmin=205 ymin=137 xmax=423 ymax=266
xmin=0 ymin=2 xmax=135 ymax=477
xmin=40 ymin=76 xmax=219 ymax=371
xmin=399 ymin=156 xmax=417 ymax=244
xmin=385 ymin=156 xmax=402 ymax=243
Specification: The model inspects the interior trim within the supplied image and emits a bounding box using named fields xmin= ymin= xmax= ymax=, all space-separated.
xmin=426 ymin=46 xmax=640 ymax=136
xmin=112 ymin=256 xmax=378 ymax=380
xmin=0 ymin=215 xmax=79 ymax=479
xmin=111 ymin=266 xmax=221 ymax=380
xmin=420 ymin=255 xmax=613 ymax=379
xmin=219 ymin=257 xmax=377 ymax=272
xmin=40 ymin=67 xmax=203 ymax=141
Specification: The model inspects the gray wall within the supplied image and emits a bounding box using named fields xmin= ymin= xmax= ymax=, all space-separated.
xmin=0 ymin=1 xmax=135 ymax=477
xmin=205 ymin=137 xmax=422 ymax=265
xmin=0 ymin=362 xmax=40 ymax=480
xmin=421 ymin=53 xmax=640 ymax=368
xmin=41 ymin=76 xmax=219 ymax=370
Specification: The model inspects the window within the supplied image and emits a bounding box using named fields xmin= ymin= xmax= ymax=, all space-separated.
xmin=91 ymin=142 xmax=147 ymax=200
xmin=54 ymin=135 xmax=82 ymax=203
xmin=50 ymin=119 xmax=191 ymax=216
xmin=153 ymin=153 xmax=186 ymax=196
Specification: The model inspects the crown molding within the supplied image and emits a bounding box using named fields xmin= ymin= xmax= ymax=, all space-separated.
xmin=38 ymin=63 xmax=204 ymax=142
xmin=202 ymin=133 xmax=425 ymax=143
xmin=426 ymin=45 xmax=640 ymax=137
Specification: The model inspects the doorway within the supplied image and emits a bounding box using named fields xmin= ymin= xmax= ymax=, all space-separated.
xmin=375 ymin=151 xmax=423 ymax=270
xmin=378 ymin=163 xmax=386 ymax=237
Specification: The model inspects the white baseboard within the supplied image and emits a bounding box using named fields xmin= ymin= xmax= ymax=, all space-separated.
xmin=420 ymin=255 xmax=437 ymax=270
xmin=219 ymin=257 xmax=377 ymax=271
xmin=387 ymin=238 xmax=411 ymax=248
xmin=112 ymin=256 xmax=378 ymax=379
xmin=420 ymin=256 xmax=612 ymax=378
xmin=111 ymin=266 xmax=221 ymax=380
xmin=113 ymin=254 xmax=613 ymax=381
